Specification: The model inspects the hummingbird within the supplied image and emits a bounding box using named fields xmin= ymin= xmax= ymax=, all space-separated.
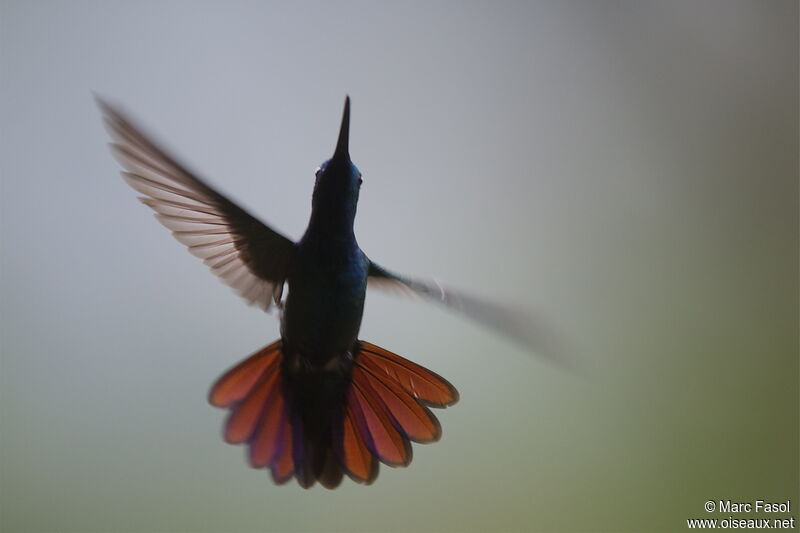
xmin=99 ymin=96 xmax=555 ymax=489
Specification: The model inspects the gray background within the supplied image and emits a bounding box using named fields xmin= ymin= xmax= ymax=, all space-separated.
xmin=1 ymin=1 xmax=797 ymax=531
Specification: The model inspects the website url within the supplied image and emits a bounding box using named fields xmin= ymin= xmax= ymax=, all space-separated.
xmin=688 ymin=517 xmax=796 ymax=529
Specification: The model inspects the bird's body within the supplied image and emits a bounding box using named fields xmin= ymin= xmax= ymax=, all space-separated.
xmin=285 ymin=213 xmax=367 ymax=365
xmin=283 ymin=242 xmax=367 ymax=364
xmin=278 ymin=148 xmax=372 ymax=488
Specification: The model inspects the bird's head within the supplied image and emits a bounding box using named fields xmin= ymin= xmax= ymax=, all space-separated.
xmin=311 ymin=96 xmax=362 ymax=226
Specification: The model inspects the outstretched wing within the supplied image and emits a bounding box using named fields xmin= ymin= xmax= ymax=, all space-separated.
xmin=368 ymin=262 xmax=571 ymax=369
xmin=99 ymin=98 xmax=295 ymax=311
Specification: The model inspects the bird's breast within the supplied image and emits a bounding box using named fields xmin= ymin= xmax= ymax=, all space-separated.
xmin=280 ymin=244 xmax=368 ymax=367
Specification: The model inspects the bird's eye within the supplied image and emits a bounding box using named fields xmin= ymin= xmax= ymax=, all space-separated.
xmin=315 ymin=166 xmax=322 ymax=176
xmin=358 ymin=174 xmax=363 ymax=186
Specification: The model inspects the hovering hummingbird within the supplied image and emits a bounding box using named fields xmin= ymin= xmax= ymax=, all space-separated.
xmin=99 ymin=96 xmax=556 ymax=489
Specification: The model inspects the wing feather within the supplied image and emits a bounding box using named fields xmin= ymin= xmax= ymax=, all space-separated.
xmin=367 ymin=261 xmax=572 ymax=369
xmin=99 ymin=98 xmax=295 ymax=310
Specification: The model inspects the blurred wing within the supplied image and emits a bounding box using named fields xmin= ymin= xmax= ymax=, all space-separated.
xmin=367 ymin=262 xmax=572 ymax=370
xmin=99 ymin=98 xmax=294 ymax=311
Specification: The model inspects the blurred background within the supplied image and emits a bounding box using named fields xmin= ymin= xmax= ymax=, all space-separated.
xmin=1 ymin=1 xmax=797 ymax=531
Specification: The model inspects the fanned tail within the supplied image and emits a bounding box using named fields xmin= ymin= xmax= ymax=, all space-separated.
xmin=208 ymin=340 xmax=458 ymax=488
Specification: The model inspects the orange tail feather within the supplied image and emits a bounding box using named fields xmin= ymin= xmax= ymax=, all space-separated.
xmin=208 ymin=340 xmax=458 ymax=488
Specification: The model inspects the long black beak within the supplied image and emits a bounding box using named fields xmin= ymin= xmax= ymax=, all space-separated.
xmin=333 ymin=96 xmax=350 ymax=160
